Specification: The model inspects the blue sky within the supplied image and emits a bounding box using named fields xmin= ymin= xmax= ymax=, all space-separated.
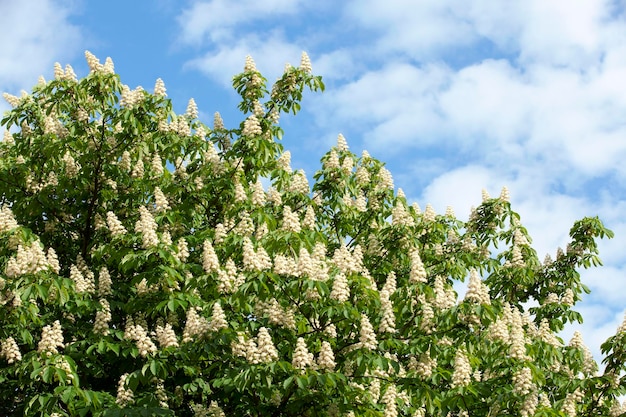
xmin=2 ymin=0 xmax=626 ymax=362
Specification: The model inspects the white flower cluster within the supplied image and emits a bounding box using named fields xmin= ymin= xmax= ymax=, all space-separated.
xmin=487 ymin=317 xmax=509 ymax=343
xmin=381 ymin=384 xmax=398 ymax=417
xmin=242 ymin=237 xmax=272 ymax=271
xmin=2 ymin=130 xmax=15 ymax=147
xmin=46 ymin=248 xmax=60 ymax=275
xmin=281 ymin=206 xmax=301 ymax=233
xmin=301 ymin=206 xmax=316 ymax=229
xmin=376 ymin=167 xmax=394 ymax=190
xmin=155 ymin=323 xmax=179 ymax=349
xmin=153 ymin=378 xmax=168 ymax=408
xmin=216 ymin=258 xmax=245 ymax=294
xmin=234 ymin=179 xmax=246 ymax=202
xmin=408 ymin=352 xmax=437 ymax=379
xmin=84 ymin=51 xmax=113 ymax=73
xmin=464 ymin=269 xmax=491 ymax=305
xmin=116 ymin=373 xmax=134 ymax=407
xmin=120 ymin=84 xmax=145 ymax=108
xmin=544 ymin=293 xmax=560 ymax=305
xmin=212 ymin=112 xmax=225 ymax=131
xmin=38 ymin=320 xmax=64 ymax=356
xmin=1 ymin=337 xmax=22 ymax=363
xmin=273 ymin=253 xmax=298 ymax=276
xmin=609 ymin=400 xmax=626 ymax=417
xmin=175 ymin=238 xmax=189 ymax=262
xmin=432 ymin=276 xmax=456 ymax=309
xmin=242 ymin=115 xmax=262 ymax=137
xmin=208 ymin=302 xmax=228 ymax=332
xmin=507 ymin=245 xmax=525 ymax=267
xmin=154 ymin=187 xmax=170 ymax=212
xmin=2 ymin=92 xmax=21 ymax=107
xmin=336 ymin=134 xmax=349 ymax=151
xmin=512 ymin=367 xmax=534 ymax=395
xmin=330 ymin=272 xmax=350 ymax=302
xmin=43 ymin=113 xmax=68 ymax=137
xmin=62 ymin=151 xmax=80 ymax=177
xmin=232 ymin=327 xmax=279 ymax=364
xmin=98 ymin=267 xmax=112 ymax=296
xmin=379 ymin=289 xmax=396 ymax=333
xmin=332 ymin=244 xmax=363 ymax=276
xmin=186 ymin=98 xmax=198 ymax=119
xmin=317 ymin=341 xmax=336 ymax=370
xmin=106 ymin=211 xmax=127 ymax=236
xmin=119 ymin=151 xmax=131 ymax=171
xmin=125 ymin=322 xmax=157 ymax=357
xmin=292 ymin=337 xmax=314 ymax=370
xmin=292 ymin=246 xmax=328 ymax=281
xmin=70 ymin=264 xmax=95 ymax=293
xmin=182 ymin=307 xmax=210 ymax=343
xmin=617 ymin=312 xmax=626 ymax=334
xmin=202 ymin=240 xmax=220 ymax=272
xmin=419 ymin=302 xmax=435 ymax=333
xmin=255 ymin=298 xmax=295 ymax=329
xmin=358 ymin=313 xmax=378 ymax=350
xmin=391 ymin=202 xmax=414 ymax=227
xmin=252 ymin=100 xmax=264 ymax=118
xmin=341 ymin=156 xmax=354 ymax=174
xmin=561 ymin=288 xmax=575 ymax=306
xmin=289 ymin=170 xmax=310 ymax=194
xmin=520 ymin=391 xmax=538 ymax=417
xmin=205 ymin=401 xmax=226 ymax=417
xmin=153 ymin=78 xmax=167 ymax=97
xmin=131 ymin=159 xmax=144 ymax=178
xmin=535 ymin=319 xmax=561 ymax=347
xmin=568 ymin=331 xmax=597 ymax=375
xmin=409 ymin=248 xmax=427 ymax=283
xmin=135 ymin=206 xmax=159 ymax=248
xmin=53 ymin=356 xmax=74 ymax=384
xmin=513 ymin=228 xmax=530 ymax=247
xmin=420 ymin=204 xmax=435 ymax=222
xmin=250 ymin=178 xmax=266 ymax=206
xmin=277 ymin=151 xmax=292 ymax=173
xmin=509 ymin=308 xmax=528 ymax=360
xmin=300 ymin=51 xmax=312 ymax=73
xmin=324 ymin=149 xmax=340 ymax=170
xmin=93 ymin=299 xmax=112 ymax=335
xmin=451 ymin=349 xmax=471 ymax=388
xmin=561 ymin=389 xmax=584 ymax=416
xmin=150 ymin=153 xmax=164 ymax=178
xmin=5 ymin=240 xmax=52 ymax=278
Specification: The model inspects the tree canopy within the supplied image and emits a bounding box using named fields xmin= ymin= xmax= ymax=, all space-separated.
xmin=0 ymin=51 xmax=625 ymax=417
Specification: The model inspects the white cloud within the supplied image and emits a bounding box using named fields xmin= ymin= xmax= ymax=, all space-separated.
xmin=315 ymin=51 xmax=626 ymax=181
xmin=178 ymin=0 xmax=324 ymax=88
xmin=185 ymin=33 xmax=304 ymax=87
xmin=346 ymin=0 xmax=616 ymax=68
xmin=311 ymin=49 xmax=361 ymax=82
xmin=0 ymin=0 xmax=83 ymax=91
xmin=324 ymin=0 xmax=626 ymax=180
xmin=516 ymin=0 xmax=609 ymax=67
xmin=419 ymin=164 xmax=501 ymax=219
xmin=314 ymin=62 xmax=452 ymax=150
xmin=345 ymin=0 xmax=478 ymax=60
xmin=177 ymin=0 xmax=305 ymax=45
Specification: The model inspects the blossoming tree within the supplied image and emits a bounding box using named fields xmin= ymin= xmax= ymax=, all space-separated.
xmin=0 ymin=51 xmax=625 ymax=417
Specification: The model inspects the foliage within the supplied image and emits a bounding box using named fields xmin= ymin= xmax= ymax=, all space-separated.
xmin=0 ymin=51 xmax=624 ymax=417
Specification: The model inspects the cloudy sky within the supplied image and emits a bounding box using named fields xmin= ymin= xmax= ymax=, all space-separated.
xmin=2 ymin=0 xmax=626 ymax=362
